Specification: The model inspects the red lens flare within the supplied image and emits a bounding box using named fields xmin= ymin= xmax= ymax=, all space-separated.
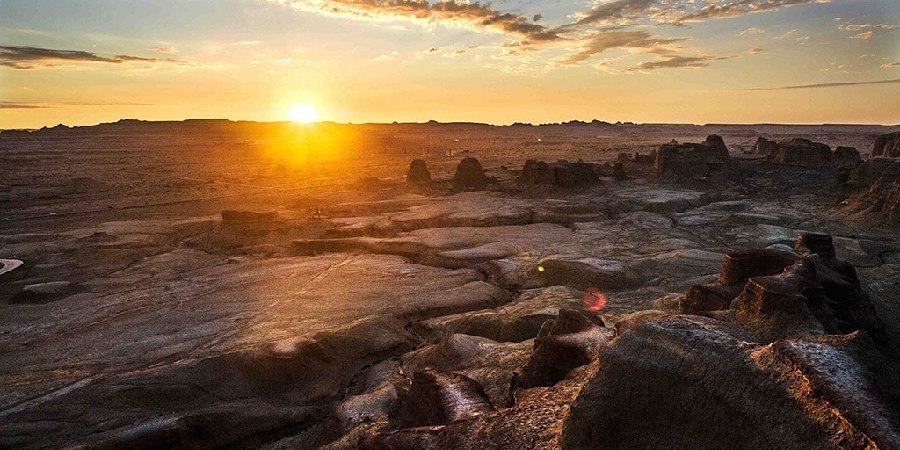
xmin=582 ymin=288 xmax=607 ymax=312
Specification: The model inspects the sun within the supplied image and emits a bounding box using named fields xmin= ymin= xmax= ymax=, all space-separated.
xmin=287 ymin=103 xmax=319 ymax=124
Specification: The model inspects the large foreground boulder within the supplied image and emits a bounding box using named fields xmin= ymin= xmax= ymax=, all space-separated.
xmin=767 ymin=138 xmax=832 ymax=165
xmin=871 ymin=132 xmax=900 ymax=159
xmin=563 ymin=315 xmax=900 ymax=449
xmin=452 ymin=157 xmax=490 ymax=191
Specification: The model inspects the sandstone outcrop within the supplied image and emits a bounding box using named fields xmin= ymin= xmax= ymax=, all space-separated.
xmin=518 ymin=160 xmax=597 ymax=187
xmin=752 ymin=136 xmax=777 ymax=156
xmin=406 ymin=159 xmax=432 ymax=188
xmin=766 ymin=138 xmax=832 ymax=165
xmin=453 ymin=157 xmax=490 ymax=191
xmin=871 ymin=132 xmax=900 ymax=159
xmin=654 ymin=135 xmax=730 ymax=185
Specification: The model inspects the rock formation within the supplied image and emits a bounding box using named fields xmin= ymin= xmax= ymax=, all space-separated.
xmin=839 ymin=157 xmax=900 ymax=224
xmin=406 ymin=159 xmax=432 ymax=188
xmin=654 ymin=135 xmax=730 ymax=185
xmin=752 ymin=136 xmax=777 ymax=156
xmin=871 ymin=132 xmax=900 ymax=159
xmin=453 ymin=157 xmax=490 ymax=191
xmin=518 ymin=160 xmax=598 ymax=187
xmin=766 ymin=138 xmax=832 ymax=165
xmin=564 ymin=232 xmax=900 ymax=449
xmin=518 ymin=308 xmax=611 ymax=388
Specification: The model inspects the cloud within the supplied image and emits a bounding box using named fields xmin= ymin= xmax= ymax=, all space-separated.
xmin=563 ymin=0 xmax=654 ymax=28
xmin=0 ymin=101 xmax=153 ymax=109
xmin=0 ymin=45 xmax=182 ymax=69
xmin=748 ymin=47 xmax=764 ymax=54
xmin=560 ymin=30 xmax=684 ymax=64
xmin=0 ymin=102 xmax=46 ymax=109
xmin=880 ymin=62 xmax=900 ymax=68
xmin=675 ymin=0 xmax=830 ymax=23
xmin=269 ymin=0 xmax=562 ymax=43
xmin=849 ymin=31 xmax=873 ymax=40
xmin=739 ymin=27 xmax=765 ymax=36
xmin=149 ymin=46 xmax=178 ymax=54
xmin=625 ymin=54 xmax=734 ymax=72
xmin=748 ymin=78 xmax=900 ymax=90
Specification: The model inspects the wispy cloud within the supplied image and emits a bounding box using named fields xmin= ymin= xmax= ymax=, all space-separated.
xmin=748 ymin=78 xmax=900 ymax=90
xmin=0 ymin=102 xmax=47 ymax=109
xmin=0 ymin=45 xmax=183 ymax=70
xmin=269 ymin=0 xmax=562 ymax=43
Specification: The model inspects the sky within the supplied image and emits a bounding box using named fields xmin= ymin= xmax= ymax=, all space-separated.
xmin=1 ymin=0 xmax=898 ymax=128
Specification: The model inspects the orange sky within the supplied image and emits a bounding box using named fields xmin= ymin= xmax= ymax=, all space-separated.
xmin=1 ymin=0 xmax=899 ymax=128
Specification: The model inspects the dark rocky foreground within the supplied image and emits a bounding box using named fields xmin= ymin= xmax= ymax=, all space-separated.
xmin=1 ymin=123 xmax=899 ymax=449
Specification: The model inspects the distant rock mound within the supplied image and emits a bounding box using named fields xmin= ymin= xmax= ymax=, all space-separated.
xmin=752 ymin=136 xmax=778 ymax=156
xmin=702 ymin=134 xmax=729 ymax=158
xmin=453 ymin=157 xmax=490 ymax=191
xmin=871 ymin=132 xmax=900 ymax=159
xmin=564 ymin=232 xmax=900 ymax=450
xmin=766 ymin=138 xmax=832 ymax=165
xmin=839 ymin=157 xmax=900 ymax=224
xmin=654 ymin=135 xmax=730 ymax=185
xmin=406 ymin=159 xmax=432 ymax=188
xmin=517 ymin=160 xmax=597 ymax=187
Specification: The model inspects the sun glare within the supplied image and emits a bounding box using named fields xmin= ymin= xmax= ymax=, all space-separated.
xmin=287 ymin=103 xmax=319 ymax=124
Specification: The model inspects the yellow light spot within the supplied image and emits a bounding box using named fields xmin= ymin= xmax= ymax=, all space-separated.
xmin=537 ymin=265 xmax=544 ymax=272
xmin=287 ymin=103 xmax=319 ymax=124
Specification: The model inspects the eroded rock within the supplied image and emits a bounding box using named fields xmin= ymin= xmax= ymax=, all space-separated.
xmin=453 ymin=157 xmax=490 ymax=191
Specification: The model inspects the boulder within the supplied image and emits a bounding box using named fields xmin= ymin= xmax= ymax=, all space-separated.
xmin=752 ymin=136 xmax=777 ymax=156
xmin=452 ymin=157 xmax=490 ymax=191
xmin=766 ymin=138 xmax=832 ymax=165
xmin=563 ymin=315 xmax=900 ymax=449
xmin=871 ymin=132 xmax=900 ymax=159
xmin=406 ymin=159 xmax=432 ymax=188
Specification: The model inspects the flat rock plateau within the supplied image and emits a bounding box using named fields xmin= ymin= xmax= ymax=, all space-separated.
xmin=1 ymin=120 xmax=899 ymax=449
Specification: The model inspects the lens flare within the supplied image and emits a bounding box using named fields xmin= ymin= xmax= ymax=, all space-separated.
xmin=582 ymin=288 xmax=607 ymax=312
